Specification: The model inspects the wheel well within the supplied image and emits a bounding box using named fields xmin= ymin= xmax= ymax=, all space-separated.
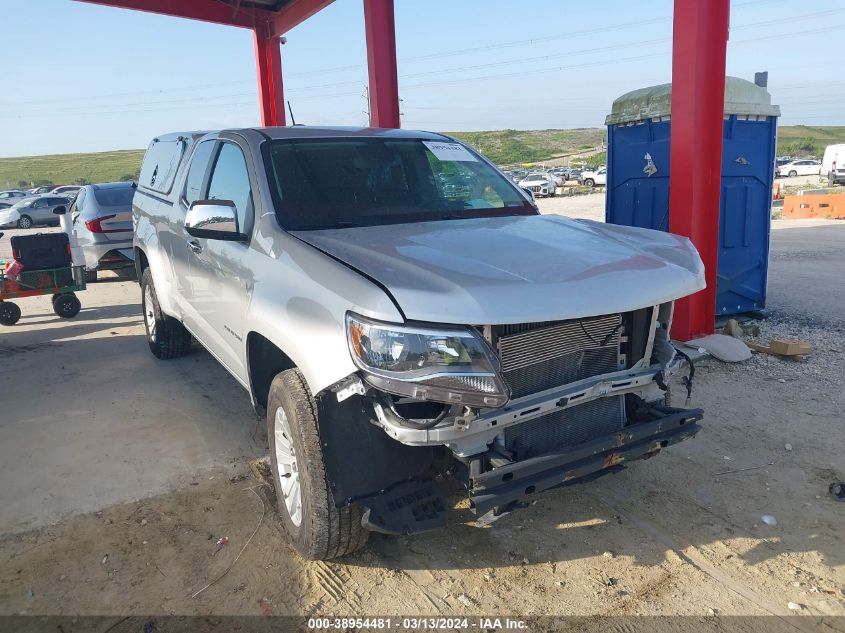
xmin=247 ymin=332 xmax=296 ymax=410
xmin=134 ymin=247 xmax=149 ymax=281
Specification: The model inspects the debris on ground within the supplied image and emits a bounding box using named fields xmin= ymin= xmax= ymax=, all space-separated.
xmin=212 ymin=536 xmax=229 ymax=556
xmin=761 ymin=514 xmax=778 ymax=526
xmin=787 ymin=602 xmax=803 ymax=610
xmin=746 ymin=338 xmax=812 ymax=358
xmin=457 ymin=594 xmax=474 ymax=608
xmin=684 ymin=334 xmax=751 ymax=362
xmin=830 ymin=482 xmax=845 ymax=502
xmin=784 ymin=443 xmax=793 ymax=452
xmin=100 ymin=554 xmax=108 ymax=565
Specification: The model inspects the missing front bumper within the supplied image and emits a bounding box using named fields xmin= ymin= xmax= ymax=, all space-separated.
xmin=354 ymin=403 xmax=703 ymax=534
xmin=468 ymin=404 xmax=703 ymax=516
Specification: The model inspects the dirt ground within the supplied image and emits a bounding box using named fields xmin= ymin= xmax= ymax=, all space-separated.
xmin=0 ymin=206 xmax=843 ymax=626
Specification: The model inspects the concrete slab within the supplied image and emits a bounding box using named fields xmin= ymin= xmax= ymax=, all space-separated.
xmin=0 ymin=264 xmax=263 ymax=533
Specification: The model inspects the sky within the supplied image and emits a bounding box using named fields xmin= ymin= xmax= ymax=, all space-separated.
xmin=0 ymin=0 xmax=843 ymax=157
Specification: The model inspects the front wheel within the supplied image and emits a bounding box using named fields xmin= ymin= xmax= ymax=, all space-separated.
xmin=140 ymin=267 xmax=192 ymax=359
xmin=0 ymin=302 xmax=21 ymax=325
xmin=18 ymin=215 xmax=32 ymax=229
xmin=584 ymin=178 xmax=595 ymax=187
xmin=267 ymin=368 xmax=369 ymax=560
xmin=788 ymin=170 xmax=797 ymax=177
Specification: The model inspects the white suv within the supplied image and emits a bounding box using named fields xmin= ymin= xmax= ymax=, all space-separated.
xmin=133 ymin=127 xmax=705 ymax=559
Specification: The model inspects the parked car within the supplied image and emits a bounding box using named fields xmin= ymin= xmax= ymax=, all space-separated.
xmin=71 ymin=182 xmax=135 ymax=282
xmin=0 ymin=206 xmax=21 ymax=229
xmin=2 ymin=195 xmax=71 ymax=229
xmin=580 ymin=166 xmax=607 ymax=187
xmin=821 ymin=144 xmax=845 ymax=186
xmin=134 ymin=127 xmax=705 ymax=560
xmin=27 ymin=185 xmax=58 ymax=195
xmin=776 ymin=159 xmax=821 ymax=178
xmin=0 ymin=190 xmax=30 ymax=201
xmin=50 ymin=185 xmax=82 ymax=198
xmin=517 ymin=172 xmax=557 ymax=197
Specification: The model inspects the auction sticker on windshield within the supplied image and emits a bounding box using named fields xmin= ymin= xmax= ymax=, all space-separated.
xmin=423 ymin=141 xmax=478 ymax=162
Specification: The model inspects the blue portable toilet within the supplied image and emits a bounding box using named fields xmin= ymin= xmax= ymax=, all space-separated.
xmin=605 ymin=76 xmax=780 ymax=316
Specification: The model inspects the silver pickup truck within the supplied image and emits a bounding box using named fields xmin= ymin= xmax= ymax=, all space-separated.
xmin=133 ymin=126 xmax=705 ymax=560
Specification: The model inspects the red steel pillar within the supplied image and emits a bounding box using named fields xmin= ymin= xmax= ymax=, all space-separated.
xmin=668 ymin=0 xmax=730 ymax=341
xmin=253 ymin=21 xmax=286 ymax=126
xmin=363 ymin=0 xmax=400 ymax=128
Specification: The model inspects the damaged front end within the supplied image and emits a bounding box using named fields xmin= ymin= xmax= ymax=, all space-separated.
xmin=316 ymin=304 xmax=702 ymax=535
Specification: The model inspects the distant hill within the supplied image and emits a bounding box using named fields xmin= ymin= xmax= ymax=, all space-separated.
xmin=2 ymin=125 xmax=843 ymax=189
xmin=0 ymin=149 xmax=144 ymax=190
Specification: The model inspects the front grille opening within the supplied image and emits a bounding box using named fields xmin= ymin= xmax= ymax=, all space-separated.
xmin=492 ymin=314 xmax=628 ymax=459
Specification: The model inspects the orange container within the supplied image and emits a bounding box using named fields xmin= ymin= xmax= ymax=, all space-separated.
xmin=782 ymin=194 xmax=845 ymax=220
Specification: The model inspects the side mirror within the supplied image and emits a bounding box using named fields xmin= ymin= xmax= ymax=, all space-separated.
xmin=52 ymin=205 xmax=67 ymax=215
xmin=185 ymin=200 xmax=241 ymax=240
xmin=521 ymin=187 xmax=536 ymax=203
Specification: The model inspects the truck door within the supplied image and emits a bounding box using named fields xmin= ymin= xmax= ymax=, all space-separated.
xmin=182 ymin=141 xmax=255 ymax=381
xmin=171 ymin=139 xmax=216 ymax=328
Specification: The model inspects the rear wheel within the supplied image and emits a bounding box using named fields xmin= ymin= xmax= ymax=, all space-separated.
xmin=267 ymin=368 xmax=369 ymax=560
xmin=140 ymin=267 xmax=192 ymax=359
xmin=52 ymin=293 xmax=81 ymax=319
xmin=788 ymin=170 xmax=797 ymax=177
xmin=0 ymin=302 xmax=21 ymax=325
xmin=18 ymin=215 xmax=32 ymax=229
xmin=584 ymin=178 xmax=595 ymax=187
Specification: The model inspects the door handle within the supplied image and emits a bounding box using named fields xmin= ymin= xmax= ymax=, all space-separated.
xmin=187 ymin=239 xmax=203 ymax=254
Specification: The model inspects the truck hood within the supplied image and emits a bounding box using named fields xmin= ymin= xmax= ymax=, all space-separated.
xmin=291 ymin=215 xmax=705 ymax=325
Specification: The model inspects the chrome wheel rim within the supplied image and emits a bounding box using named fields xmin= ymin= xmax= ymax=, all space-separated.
xmin=143 ymin=285 xmax=156 ymax=341
xmin=274 ymin=406 xmax=302 ymax=526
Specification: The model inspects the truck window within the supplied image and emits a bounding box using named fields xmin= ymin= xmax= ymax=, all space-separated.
xmin=206 ymin=142 xmax=253 ymax=234
xmin=263 ymin=138 xmax=535 ymax=230
xmin=139 ymin=137 xmax=187 ymax=195
xmin=183 ymin=140 xmax=216 ymax=207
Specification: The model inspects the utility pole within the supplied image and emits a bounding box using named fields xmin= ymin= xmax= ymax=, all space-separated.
xmin=362 ymin=86 xmax=370 ymax=126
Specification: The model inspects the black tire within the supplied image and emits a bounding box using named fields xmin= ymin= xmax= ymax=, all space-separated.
xmin=788 ymin=170 xmax=797 ymax=177
xmin=53 ymin=293 xmax=81 ymax=319
xmin=584 ymin=178 xmax=595 ymax=187
xmin=85 ymin=269 xmax=97 ymax=284
xmin=18 ymin=215 xmax=32 ymax=229
xmin=0 ymin=302 xmax=21 ymax=326
xmin=140 ymin=267 xmax=192 ymax=359
xmin=267 ymin=368 xmax=369 ymax=560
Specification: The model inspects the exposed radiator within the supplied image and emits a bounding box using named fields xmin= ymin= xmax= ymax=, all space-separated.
xmin=494 ymin=314 xmax=626 ymax=458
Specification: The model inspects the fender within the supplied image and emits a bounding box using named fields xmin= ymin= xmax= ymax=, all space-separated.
xmin=240 ymin=228 xmax=403 ymax=399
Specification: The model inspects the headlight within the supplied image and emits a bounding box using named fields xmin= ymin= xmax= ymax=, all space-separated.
xmin=346 ymin=313 xmax=510 ymax=408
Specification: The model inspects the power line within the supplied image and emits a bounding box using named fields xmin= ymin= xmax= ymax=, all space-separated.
xmin=2 ymin=1 xmax=828 ymax=109
xmin=5 ymin=18 xmax=845 ymax=119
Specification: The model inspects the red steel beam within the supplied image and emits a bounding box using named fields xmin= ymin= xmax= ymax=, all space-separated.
xmin=668 ymin=0 xmax=730 ymax=341
xmin=363 ymin=0 xmax=400 ymax=128
xmin=272 ymin=0 xmax=336 ymax=36
xmin=73 ymin=0 xmax=269 ymax=29
xmin=253 ymin=21 xmax=286 ymax=126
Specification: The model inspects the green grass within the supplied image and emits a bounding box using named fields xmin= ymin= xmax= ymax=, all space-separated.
xmin=449 ymin=128 xmax=606 ymax=166
xmin=0 ymin=149 xmax=144 ymax=189
xmin=1 ymin=125 xmax=842 ymax=189
xmin=776 ymin=125 xmax=845 ymax=157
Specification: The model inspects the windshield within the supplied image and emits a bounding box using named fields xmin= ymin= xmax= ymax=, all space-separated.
xmin=263 ymin=138 xmax=535 ymax=230
xmin=93 ymin=186 xmax=134 ymax=207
